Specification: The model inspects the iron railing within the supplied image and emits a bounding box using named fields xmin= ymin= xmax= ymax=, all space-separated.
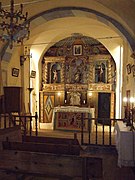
xmin=0 ymin=112 xmax=38 ymax=138
xmin=80 ymin=113 xmax=124 ymax=146
xmin=0 ymin=112 xmax=126 ymax=146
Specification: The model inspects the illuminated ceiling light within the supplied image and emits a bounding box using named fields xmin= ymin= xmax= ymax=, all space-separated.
xmin=0 ymin=0 xmax=30 ymax=49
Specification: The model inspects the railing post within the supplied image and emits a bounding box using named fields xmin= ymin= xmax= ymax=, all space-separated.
xmin=81 ymin=113 xmax=84 ymax=145
xmin=102 ymin=118 xmax=105 ymax=145
xmin=88 ymin=113 xmax=91 ymax=145
xmin=4 ymin=114 xmax=7 ymax=128
xmin=35 ymin=112 xmax=38 ymax=136
xmin=30 ymin=116 xmax=32 ymax=136
xmin=9 ymin=113 xmax=13 ymax=127
xmin=0 ymin=114 xmax=2 ymax=129
xmin=23 ymin=117 xmax=27 ymax=142
xmin=95 ymin=118 xmax=98 ymax=144
xmin=109 ymin=119 xmax=112 ymax=146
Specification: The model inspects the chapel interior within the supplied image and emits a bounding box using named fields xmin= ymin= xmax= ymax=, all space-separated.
xmin=0 ymin=0 xmax=135 ymax=179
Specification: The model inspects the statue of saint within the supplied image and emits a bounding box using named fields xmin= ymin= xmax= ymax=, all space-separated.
xmin=53 ymin=70 xmax=57 ymax=83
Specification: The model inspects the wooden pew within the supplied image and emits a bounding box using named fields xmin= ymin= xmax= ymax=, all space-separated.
xmin=0 ymin=149 xmax=103 ymax=179
xmin=1 ymin=140 xmax=103 ymax=179
xmin=2 ymin=141 xmax=81 ymax=155
xmin=22 ymin=135 xmax=79 ymax=145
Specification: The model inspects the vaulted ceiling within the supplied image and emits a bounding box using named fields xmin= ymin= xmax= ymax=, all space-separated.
xmin=0 ymin=0 xmax=135 ymax=59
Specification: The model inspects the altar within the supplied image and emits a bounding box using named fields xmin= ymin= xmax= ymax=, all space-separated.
xmin=52 ymin=106 xmax=95 ymax=131
xmin=115 ymin=121 xmax=135 ymax=167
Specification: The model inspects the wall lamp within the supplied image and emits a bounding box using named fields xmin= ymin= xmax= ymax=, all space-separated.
xmin=20 ymin=46 xmax=32 ymax=66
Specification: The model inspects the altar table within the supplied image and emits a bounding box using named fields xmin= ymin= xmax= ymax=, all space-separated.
xmin=52 ymin=106 xmax=95 ymax=131
xmin=115 ymin=121 xmax=135 ymax=167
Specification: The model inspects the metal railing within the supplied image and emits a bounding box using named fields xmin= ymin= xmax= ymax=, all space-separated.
xmin=0 ymin=112 xmax=38 ymax=138
xmin=81 ymin=113 xmax=124 ymax=146
xmin=0 ymin=112 xmax=125 ymax=147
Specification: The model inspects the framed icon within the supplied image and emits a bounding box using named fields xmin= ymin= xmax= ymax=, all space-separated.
xmin=73 ymin=45 xmax=82 ymax=55
xmin=12 ymin=68 xmax=19 ymax=77
xmin=30 ymin=70 xmax=36 ymax=78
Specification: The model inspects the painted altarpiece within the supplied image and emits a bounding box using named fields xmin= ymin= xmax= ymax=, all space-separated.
xmin=40 ymin=55 xmax=115 ymax=125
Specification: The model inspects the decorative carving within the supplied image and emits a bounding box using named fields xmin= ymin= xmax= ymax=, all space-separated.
xmin=66 ymin=84 xmax=88 ymax=92
xmin=88 ymin=83 xmax=112 ymax=91
xmin=107 ymin=59 xmax=112 ymax=83
xmin=65 ymin=56 xmax=89 ymax=84
xmin=42 ymin=84 xmax=65 ymax=91
xmin=61 ymin=62 xmax=65 ymax=83
xmin=69 ymin=92 xmax=81 ymax=106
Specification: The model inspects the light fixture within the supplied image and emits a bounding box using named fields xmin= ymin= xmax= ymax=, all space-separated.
xmin=20 ymin=46 xmax=32 ymax=65
xmin=0 ymin=0 xmax=30 ymax=49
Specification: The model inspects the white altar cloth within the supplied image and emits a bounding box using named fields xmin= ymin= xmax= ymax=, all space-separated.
xmin=53 ymin=106 xmax=95 ymax=115
xmin=115 ymin=121 xmax=135 ymax=167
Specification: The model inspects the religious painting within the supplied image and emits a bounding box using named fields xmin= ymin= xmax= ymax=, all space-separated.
xmin=30 ymin=70 xmax=36 ymax=78
xmin=12 ymin=68 xmax=19 ymax=77
xmin=55 ymin=112 xmax=88 ymax=131
xmin=73 ymin=45 xmax=82 ymax=55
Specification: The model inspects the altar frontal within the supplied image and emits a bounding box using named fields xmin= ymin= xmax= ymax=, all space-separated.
xmin=55 ymin=111 xmax=88 ymax=131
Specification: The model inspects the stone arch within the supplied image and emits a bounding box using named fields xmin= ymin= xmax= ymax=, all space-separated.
xmin=1 ymin=6 xmax=135 ymax=59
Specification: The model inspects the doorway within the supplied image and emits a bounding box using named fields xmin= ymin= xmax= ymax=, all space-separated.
xmin=98 ymin=92 xmax=111 ymax=125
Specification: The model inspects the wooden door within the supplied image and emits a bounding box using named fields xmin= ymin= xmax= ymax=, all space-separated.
xmin=4 ymin=87 xmax=22 ymax=113
xmin=98 ymin=92 xmax=111 ymax=125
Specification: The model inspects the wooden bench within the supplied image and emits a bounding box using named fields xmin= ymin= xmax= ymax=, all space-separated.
xmin=22 ymin=135 xmax=80 ymax=145
xmin=1 ymin=139 xmax=103 ymax=179
xmin=2 ymin=141 xmax=81 ymax=155
xmin=0 ymin=149 xmax=103 ymax=179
